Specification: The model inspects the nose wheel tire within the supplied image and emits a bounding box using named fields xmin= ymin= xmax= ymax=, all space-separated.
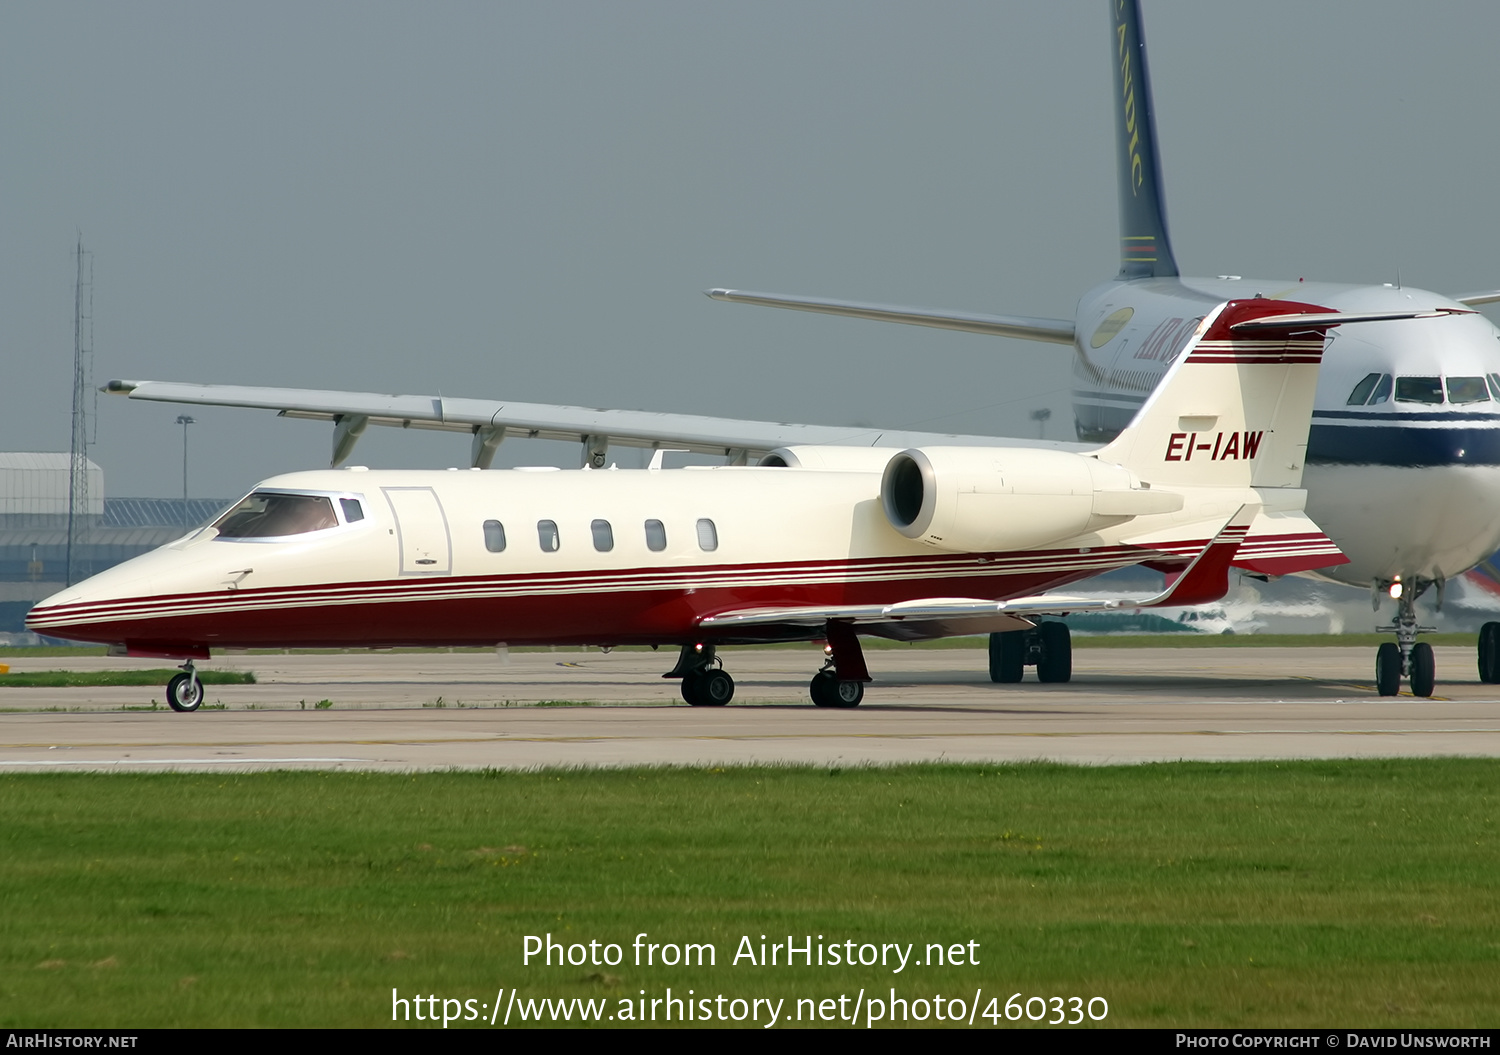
xmin=1409 ymin=641 xmax=1436 ymax=698
xmin=166 ymin=672 xmax=204 ymax=713
xmin=810 ymin=671 xmax=863 ymax=708
xmin=681 ymin=668 xmax=734 ymax=706
xmin=1480 ymin=622 xmax=1500 ymax=684
xmin=1375 ymin=643 xmax=1401 ymax=697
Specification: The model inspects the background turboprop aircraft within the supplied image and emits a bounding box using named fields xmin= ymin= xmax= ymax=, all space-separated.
xmin=97 ymin=2 xmax=1500 ymax=694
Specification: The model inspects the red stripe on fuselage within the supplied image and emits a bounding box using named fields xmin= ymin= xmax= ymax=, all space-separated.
xmin=27 ymin=548 xmax=1164 ymax=649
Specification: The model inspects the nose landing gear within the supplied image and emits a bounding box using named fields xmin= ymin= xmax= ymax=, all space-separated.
xmin=1479 ymin=622 xmax=1500 ymax=684
xmin=165 ymin=660 xmax=204 ymax=712
xmin=1375 ymin=579 xmax=1436 ymax=698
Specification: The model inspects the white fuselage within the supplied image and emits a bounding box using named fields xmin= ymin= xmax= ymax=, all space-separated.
xmin=26 ymin=463 xmax=1268 ymax=652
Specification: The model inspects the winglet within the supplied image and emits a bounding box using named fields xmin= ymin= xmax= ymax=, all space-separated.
xmin=1137 ymin=505 xmax=1256 ymax=608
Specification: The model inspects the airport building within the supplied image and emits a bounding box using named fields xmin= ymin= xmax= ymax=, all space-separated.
xmin=0 ymin=453 xmax=228 ymax=638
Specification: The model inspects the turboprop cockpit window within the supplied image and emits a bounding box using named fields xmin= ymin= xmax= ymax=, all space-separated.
xmin=1395 ymin=377 xmax=1444 ymax=405
xmin=340 ymin=498 xmax=365 ymax=522
xmin=1368 ymin=374 xmax=1392 ymax=404
xmin=212 ymin=493 xmax=338 ymax=538
xmin=1488 ymin=374 xmax=1500 ymax=401
xmin=1447 ymin=377 xmax=1490 ymax=404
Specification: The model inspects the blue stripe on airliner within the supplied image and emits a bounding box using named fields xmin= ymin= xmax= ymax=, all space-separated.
xmin=1306 ymin=424 xmax=1500 ymax=466
xmin=1313 ymin=409 xmax=1500 ymax=422
xmin=1075 ymin=401 xmax=1500 ymax=466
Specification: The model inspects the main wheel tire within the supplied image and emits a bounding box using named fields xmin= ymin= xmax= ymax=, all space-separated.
xmin=810 ymin=671 xmax=861 ymax=708
xmin=1035 ymin=621 xmax=1072 ymax=684
xmin=1480 ymin=622 xmax=1500 ymax=684
xmin=698 ymin=669 xmax=734 ymax=706
xmin=1375 ymin=642 xmax=1402 ymax=697
xmin=988 ymin=631 xmax=1025 ymax=683
xmin=166 ymin=672 xmax=203 ymax=713
xmin=681 ymin=669 xmax=734 ymax=706
xmin=1409 ymin=641 xmax=1436 ymax=698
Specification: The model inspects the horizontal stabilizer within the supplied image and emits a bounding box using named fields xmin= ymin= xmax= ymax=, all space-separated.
xmin=1452 ymin=290 xmax=1500 ymax=306
xmin=1229 ymin=307 xmax=1474 ymax=332
xmin=705 ymin=289 xmax=1075 ymax=345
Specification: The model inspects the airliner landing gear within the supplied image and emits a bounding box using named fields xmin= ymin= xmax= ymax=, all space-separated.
xmin=1479 ymin=622 xmax=1500 ymax=684
xmin=989 ymin=622 xmax=1072 ymax=684
xmin=664 ymin=644 xmax=734 ymax=706
xmin=1375 ymin=580 xmax=1436 ymax=698
xmin=810 ymin=622 xmax=870 ymax=708
xmin=165 ymin=660 xmax=203 ymax=713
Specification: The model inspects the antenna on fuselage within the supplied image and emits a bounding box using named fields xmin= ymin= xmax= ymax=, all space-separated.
xmin=1112 ymin=0 xmax=1179 ymax=279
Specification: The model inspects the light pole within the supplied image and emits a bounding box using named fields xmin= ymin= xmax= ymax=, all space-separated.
xmin=175 ymin=415 xmax=195 ymax=527
xmin=1029 ymin=407 xmax=1052 ymax=440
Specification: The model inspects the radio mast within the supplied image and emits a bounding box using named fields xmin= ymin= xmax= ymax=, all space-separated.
xmin=65 ymin=237 xmax=93 ymax=586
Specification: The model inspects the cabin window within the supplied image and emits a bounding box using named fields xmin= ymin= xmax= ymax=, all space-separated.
xmin=483 ymin=520 xmax=506 ymax=553
xmin=1447 ymin=376 xmax=1490 ymax=404
xmin=591 ymin=519 xmax=614 ymax=552
xmin=645 ymin=519 xmax=667 ymax=552
xmin=213 ymin=493 xmax=338 ymax=538
xmin=537 ymin=520 xmax=560 ymax=552
xmin=1395 ymin=376 xmax=1444 ymax=404
xmin=696 ymin=518 xmax=718 ymax=552
xmin=339 ymin=498 xmax=365 ymax=523
xmin=1346 ymin=373 xmax=1381 ymax=405
xmin=1368 ymin=373 xmax=1392 ymax=404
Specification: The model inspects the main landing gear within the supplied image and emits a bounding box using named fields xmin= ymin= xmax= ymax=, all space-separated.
xmin=988 ymin=622 xmax=1072 ymax=684
xmin=1374 ymin=579 xmax=1436 ymax=698
xmin=663 ymin=644 xmax=735 ymax=706
xmin=809 ymin=622 xmax=870 ymax=708
xmin=663 ymin=624 xmax=873 ymax=708
xmin=165 ymin=660 xmax=203 ymax=712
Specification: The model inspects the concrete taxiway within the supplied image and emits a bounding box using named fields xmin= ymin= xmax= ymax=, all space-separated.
xmin=0 ymin=646 xmax=1497 ymax=771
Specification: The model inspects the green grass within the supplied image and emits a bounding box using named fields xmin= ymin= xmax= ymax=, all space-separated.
xmin=0 ymin=761 xmax=1497 ymax=1028
xmin=0 ymin=670 xmax=255 ymax=688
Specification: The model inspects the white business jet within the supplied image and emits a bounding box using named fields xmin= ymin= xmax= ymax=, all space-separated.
xmin=93 ymin=1 xmax=1500 ymax=695
xmin=33 ymin=297 xmax=1344 ymax=710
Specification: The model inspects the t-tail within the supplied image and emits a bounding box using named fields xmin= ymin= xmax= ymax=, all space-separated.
xmin=1098 ymin=297 xmax=1350 ymax=575
xmin=1098 ymin=298 xmax=1336 ymax=489
xmin=1113 ymin=0 xmax=1178 ymax=279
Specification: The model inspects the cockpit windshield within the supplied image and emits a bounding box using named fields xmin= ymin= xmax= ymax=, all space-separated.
xmin=212 ymin=493 xmax=338 ymax=538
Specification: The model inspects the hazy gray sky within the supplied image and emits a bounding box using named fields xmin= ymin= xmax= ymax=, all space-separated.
xmin=5 ymin=2 xmax=1500 ymax=498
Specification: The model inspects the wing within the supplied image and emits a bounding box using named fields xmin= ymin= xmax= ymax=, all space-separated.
xmin=699 ymin=506 xmax=1264 ymax=639
xmin=103 ymin=379 xmax=1092 ymax=468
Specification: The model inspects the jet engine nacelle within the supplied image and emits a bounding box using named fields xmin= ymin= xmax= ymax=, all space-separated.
xmin=880 ymin=446 xmax=1181 ymax=552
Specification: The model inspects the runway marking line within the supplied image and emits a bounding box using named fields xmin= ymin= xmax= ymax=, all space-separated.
xmin=8 ymin=728 xmax=1500 ymax=752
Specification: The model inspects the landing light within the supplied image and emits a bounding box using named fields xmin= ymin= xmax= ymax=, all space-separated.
xmin=1389 ymin=582 xmax=1403 ymax=599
